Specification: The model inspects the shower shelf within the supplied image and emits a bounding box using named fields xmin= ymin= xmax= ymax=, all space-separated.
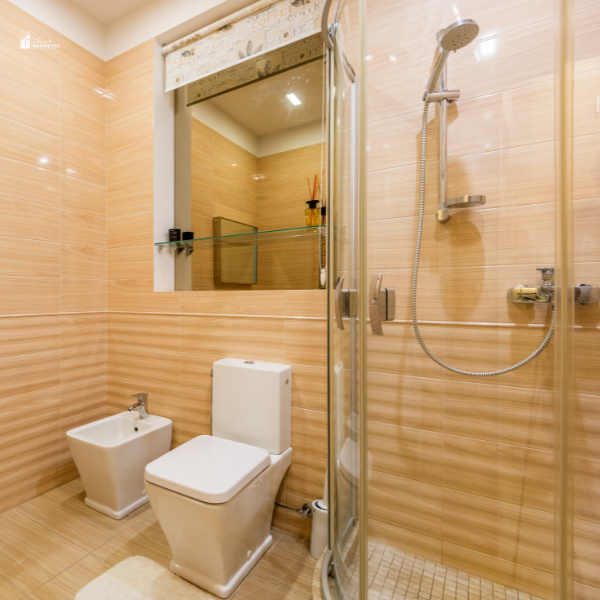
xmin=155 ymin=225 xmax=327 ymax=254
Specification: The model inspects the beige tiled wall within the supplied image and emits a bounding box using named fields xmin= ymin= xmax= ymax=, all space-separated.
xmin=106 ymin=41 xmax=328 ymax=538
xmin=364 ymin=1 xmax=599 ymax=599
xmin=0 ymin=0 xmax=107 ymax=513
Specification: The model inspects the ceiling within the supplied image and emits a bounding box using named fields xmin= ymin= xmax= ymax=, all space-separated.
xmin=208 ymin=59 xmax=324 ymax=137
xmin=68 ymin=0 xmax=151 ymax=25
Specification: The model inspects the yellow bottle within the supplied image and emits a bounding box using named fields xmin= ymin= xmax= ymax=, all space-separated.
xmin=305 ymin=200 xmax=319 ymax=227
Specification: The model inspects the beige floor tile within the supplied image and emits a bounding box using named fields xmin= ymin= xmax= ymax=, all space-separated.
xmin=0 ymin=510 xmax=87 ymax=595
xmin=12 ymin=479 xmax=148 ymax=554
xmin=28 ymin=554 xmax=111 ymax=600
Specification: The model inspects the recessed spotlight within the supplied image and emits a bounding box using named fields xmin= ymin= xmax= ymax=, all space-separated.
xmin=286 ymin=93 xmax=301 ymax=105
xmin=39 ymin=157 xmax=48 ymax=164
xmin=366 ymin=55 xmax=373 ymax=60
xmin=231 ymin=163 xmax=237 ymax=167
xmin=389 ymin=55 xmax=396 ymax=62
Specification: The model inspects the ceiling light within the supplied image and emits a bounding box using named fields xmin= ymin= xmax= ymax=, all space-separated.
xmin=366 ymin=55 xmax=373 ymax=60
xmin=39 ymin=157 xmax=48 ymax=164
xmin=389 ymin=55 xmax=396 ymax=62
xmin=286 ymin=93 xmax=301 ymax=105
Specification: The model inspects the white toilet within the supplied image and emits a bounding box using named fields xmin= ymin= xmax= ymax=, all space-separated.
xmin=144 ymin=358 xmax=293 ymax=598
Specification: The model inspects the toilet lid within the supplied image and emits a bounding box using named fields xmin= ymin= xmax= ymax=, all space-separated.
xmin=144 ymin=435 xmax=271 ymax=504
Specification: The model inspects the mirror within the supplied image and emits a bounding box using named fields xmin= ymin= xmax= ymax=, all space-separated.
xmin=173 ymin=57 xmax=326 ymax=291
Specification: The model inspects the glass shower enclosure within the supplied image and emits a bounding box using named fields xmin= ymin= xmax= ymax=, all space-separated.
xmin=323 ymin=0 xmax=600 ymax=599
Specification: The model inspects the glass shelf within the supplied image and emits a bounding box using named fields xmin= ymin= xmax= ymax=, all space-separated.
xmin=155 ymin=225 xmax=326 ymax=254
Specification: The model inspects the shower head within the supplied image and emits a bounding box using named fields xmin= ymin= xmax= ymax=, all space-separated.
xmin=425 ymin=19 xmax=479 ymax=94
xmin=444 ymin=194 xmax=486 ymax=210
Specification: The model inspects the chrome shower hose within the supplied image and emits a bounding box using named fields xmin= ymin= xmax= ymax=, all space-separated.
xmin=410 ymin=103 xmax=555 ymax=377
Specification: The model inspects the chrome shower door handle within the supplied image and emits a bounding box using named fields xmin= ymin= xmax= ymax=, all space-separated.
xmin=335 ymin=276 xmax=345 ymax=331
xmin=369 ymin=273 xmax=396 ymax=336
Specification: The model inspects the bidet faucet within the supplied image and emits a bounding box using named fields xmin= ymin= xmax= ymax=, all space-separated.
xmin=129 ymin=393 xmax=149 ymax=419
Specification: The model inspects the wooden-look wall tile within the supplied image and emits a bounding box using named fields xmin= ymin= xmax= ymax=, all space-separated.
xmin=107 ymin=245 xmax=153 ymax=280
xmin=106 ymin=40 xmax=154 ymax=92
xmin=107 ymin=143 xmax=153 ymax=188
xmin=61 ymin=313 xmax=107 ymax=349
xmin=0 ymin=351 xmax=59 ymax=397
xmin=285 ymin=319 xmax=327 ymax=367
xmin=0 ymin=421 xmax=60 ymax=480
xmin=107 ymin=279 xmax=181 ymax=314
xmin=0 ymin=276 xmax=59 ymax=315
xmin=290 ymin=364 xmax=326 ymax=412
xmin=60 ymin=69 xmax=106 ymax=124
xmin=367 ymin=322 xmax=444 ymax=380
xmin=370 ymin=470 xmax=442 ymax=539
xmin=108 ymin=344 xmax=180 ymax=388
xmin=369 ymin=420 xmax=443 ymax=485
xmin=368 ymin=371 xmax=443 ymax=432
xmin=291 ymin=408 xmax=327 ymax=458
xmin=369 ymin=518 xmax=442 ymax=564
xmin=284 ymin=291 xmax=327 ymax=318
xmin=575 ymin=394 xmax=600 ymax=461
xmin=0 ymin=457 xmax=59 ymax=515
xmin=61 ymin=376 xmax=106 ymax=420
xmin=108 ymin=313 xmax=179 ymax=352
xmin=0 ymin=36 xmax=59 ymax=100
xmin=574 ymin=518 xmax=600 ymax=589
xmin=59 ymin=105 xmax=105 ymax=155
xmin=0 ymin=196 xmax=59 ymax=243
xmin=0 ymin=156 xmax=59 ymax=207
xmin=0 ymin=73 xmax=59 ymax=137
xmin=286 ymin=450 xmax=327 ymax=500
xmin=61 ymin=345 xmax=107 ymax=384
xmin=180 ymin=352 xmax=220 ymax=391
xmin=61 ymin=210 xmax=106 ymax=248
xmin=61 ymin=244 xmax=106 ymax=279
xmin=0 ymin=114 xmax=59 ymax=172
xmin=574 ymin=456 xmax=600 ymax=524
xmin=61 ymin=278 xmax=107 ymax=313
xmin=0 ymin=385 xmax=60 ymax=438
xmin=60 ymin=175 xmax=106 ymax=218
xmin=106 ymin=110 xmax=153 ymax=155
xmin=0 ymin=237 xmax=59 ymax=278
xmin=574 ymin=133 xmax=600 ymax=202
xmin=181 ymin=315 xmax=286 ymax=362
xmin=107 ymin=177 xmax=153 ymax=219
xmin=107 ymin=211 xmax=153 ymax=249
xmin=60 ymin=141 xmax=106 ymax=187
xmin=58 ymin=35 xmax=105 ymax=89
xmin=181 ymin=290 xmax=286 ymax=316
xmin=0 ymin=315 xmax=60 ymax=359
xmin=444 ymin=380 xmax=553 ymax=451
xmin=106 ymin=73 xmax=153 ymax=124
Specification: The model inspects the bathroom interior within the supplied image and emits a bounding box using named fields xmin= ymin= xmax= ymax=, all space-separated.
xmin=0 ymin=0 xmax=597 ymax=598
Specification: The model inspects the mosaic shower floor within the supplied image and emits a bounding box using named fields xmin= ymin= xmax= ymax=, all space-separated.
xmin=335 ymin=539 xmax=544 ymax=600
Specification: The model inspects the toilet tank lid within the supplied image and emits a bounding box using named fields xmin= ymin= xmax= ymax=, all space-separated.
xmin=144 ymin=435 xmax=270 ymax=504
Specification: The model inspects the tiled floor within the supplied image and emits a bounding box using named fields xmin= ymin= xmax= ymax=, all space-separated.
xmin=0 ymin=479 xmax=316 ymax=600
xmin=330 ymin=538 xmax=544 ymax=600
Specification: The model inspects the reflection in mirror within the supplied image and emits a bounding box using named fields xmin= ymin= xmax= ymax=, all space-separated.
xmin=174 ymin=58 xmax=326 ymax=291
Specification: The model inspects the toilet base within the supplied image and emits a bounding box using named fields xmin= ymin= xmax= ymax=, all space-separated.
xmin=170 ymin=534 xmax=273 ymax=598
xmin=85 ymin=492 xmax=148 ymax=520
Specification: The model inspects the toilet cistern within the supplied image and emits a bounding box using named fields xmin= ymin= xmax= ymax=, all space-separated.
xmin=129 ymin=393 xmax=149 ymax=419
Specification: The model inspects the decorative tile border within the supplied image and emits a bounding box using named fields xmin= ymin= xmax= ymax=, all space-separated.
xmin=165 ymin=0 xmax=323 ymax=92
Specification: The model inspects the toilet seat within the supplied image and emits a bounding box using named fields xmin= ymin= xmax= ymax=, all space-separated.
xmin=144 ymin=435 xmax=270 ymax=504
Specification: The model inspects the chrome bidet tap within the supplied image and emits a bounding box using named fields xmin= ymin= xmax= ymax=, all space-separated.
xmin=129 ymin=393 xmax=149 ymax=419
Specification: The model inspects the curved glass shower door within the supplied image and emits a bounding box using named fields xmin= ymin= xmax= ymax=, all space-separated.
xmin=326 ymin=0 xmax=365 ymax=597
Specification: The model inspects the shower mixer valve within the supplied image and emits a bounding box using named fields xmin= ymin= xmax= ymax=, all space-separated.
xmin=507 ymin=268 xmax=600 ymax=305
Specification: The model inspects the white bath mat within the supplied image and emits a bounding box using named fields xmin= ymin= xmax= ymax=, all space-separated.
xmin=76 ymin=556 xmax=215 ymax=600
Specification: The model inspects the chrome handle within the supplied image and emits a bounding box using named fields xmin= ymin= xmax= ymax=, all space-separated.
xmin=131 ymin=393 xmax=148 ymax=405
xmin=370 ymin=274 xmax=384 ymax=336
xmin=369 ymin=274 xmax=396 ymax=336
xmin=334 ymin=276 xmax=345 ymax=331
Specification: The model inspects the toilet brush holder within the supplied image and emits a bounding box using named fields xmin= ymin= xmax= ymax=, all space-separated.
xmin=310 ymin=499 xmax=328 ymax=559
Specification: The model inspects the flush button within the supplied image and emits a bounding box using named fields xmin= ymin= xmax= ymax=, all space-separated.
xmin=244 ymin=361 xmax=254 ymax=364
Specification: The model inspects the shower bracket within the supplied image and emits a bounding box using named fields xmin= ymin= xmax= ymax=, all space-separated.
xmin=423 ymin=89 xmax=461 ymax=103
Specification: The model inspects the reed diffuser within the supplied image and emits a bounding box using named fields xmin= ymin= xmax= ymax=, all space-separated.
xmin=305 ymin=173 xmax=322 ymax=227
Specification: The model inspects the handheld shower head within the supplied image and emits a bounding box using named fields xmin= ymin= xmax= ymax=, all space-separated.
xmin=425 ymin=19 xmax=479 ymax=94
